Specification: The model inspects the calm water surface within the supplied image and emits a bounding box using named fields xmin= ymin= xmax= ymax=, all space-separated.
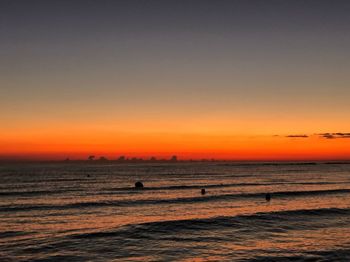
xmin=1 ymin=162 xmax=350 ymax=261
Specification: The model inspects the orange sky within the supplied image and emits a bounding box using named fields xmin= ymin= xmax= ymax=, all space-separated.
xmin=1 ymin=108 xmax=350 ymax=161
xmin=2 ymin=102 xmax=350 ymax=161
xmin=1 ymin=1 xmax=350 ymax=161
xmin=1 ymin=128 xmax=350 ymax=160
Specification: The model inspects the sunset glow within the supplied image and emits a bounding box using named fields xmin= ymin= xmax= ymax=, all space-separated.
xmin=2 ymin=2 xmax=350 ymax=261
xmin=1 ymin=0 xmax=350 ymax=161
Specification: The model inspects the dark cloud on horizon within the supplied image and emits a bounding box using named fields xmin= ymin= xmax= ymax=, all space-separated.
xmin=282 ymin=133 xmax=350 ymax=139
xmin=286 ymin=135 xmax=309 ymax=138
xmin=318 ymin=133 xmax=350 ymax=139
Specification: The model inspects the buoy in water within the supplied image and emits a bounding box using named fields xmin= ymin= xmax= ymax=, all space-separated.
xmin=135 ymin=181 xmax=144 ymax=189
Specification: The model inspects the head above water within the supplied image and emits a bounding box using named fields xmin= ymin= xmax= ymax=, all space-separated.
xmin=135 ymin=181 xmax=144 ymax=189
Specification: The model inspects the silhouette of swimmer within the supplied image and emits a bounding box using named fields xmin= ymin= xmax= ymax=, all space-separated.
xmin=135 ymin=181 xmax=144 ymax=189
xmin=265 ymin=193 xmax=271 ymax=201
xmin=201 ymin=188 xmax=206 ymax=195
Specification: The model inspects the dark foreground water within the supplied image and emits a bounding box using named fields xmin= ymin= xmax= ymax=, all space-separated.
xmin=1 ymin=161 xmax=350 ymax=261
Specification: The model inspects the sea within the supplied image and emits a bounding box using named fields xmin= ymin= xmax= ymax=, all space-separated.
xmin=1 ymin=161 xmax=350 ymax=261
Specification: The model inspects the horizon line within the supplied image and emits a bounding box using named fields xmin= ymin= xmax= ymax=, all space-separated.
xmin=1 ymin=158 xmax=350 ymax=163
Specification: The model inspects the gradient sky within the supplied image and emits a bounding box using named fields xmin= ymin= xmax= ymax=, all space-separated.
xmin=1 ymin=0 xmax=350 ymax=160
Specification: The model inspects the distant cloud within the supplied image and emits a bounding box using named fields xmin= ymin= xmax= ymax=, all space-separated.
xmin=286 ymin=135 xmax=309 ymax=138
xmin=278 ymin=133 xmax=350 ymax=139
xmin=318 ymin=133 xmax=350 ymax=139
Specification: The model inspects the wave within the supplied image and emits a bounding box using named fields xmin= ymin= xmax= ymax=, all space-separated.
xmin=324 ymin=161 xmax=350 ymax=165
xmin=1 ymin=189 xmax=349 ymax=212
xmin=5 ymin=182 xmax=339 ymax=198
xmin=243 ymin=249 xmax=350 ymax=261
xmin=103 ymin=181 xmax=347 ymax=192
xmin=104 ymin=183 xmax=265 ymax=191
xmin=0 ymin=189 xmax=79 ymax=197
xmin=219 ymin=162 xmax=318 ymax=167
xmin=0 ymin=230 xmax=30 ymax=238
xmin=7 ymin=207 xmax=350 ymax=261
xmin=72 ymin=207 xmax=350 ymax=240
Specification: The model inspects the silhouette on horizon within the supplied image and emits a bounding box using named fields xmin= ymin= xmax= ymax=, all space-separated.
xmin=170 ymin=155 xmax=178 ymax=162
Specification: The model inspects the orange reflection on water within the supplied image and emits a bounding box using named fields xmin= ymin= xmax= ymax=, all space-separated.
xmin=4 ymin=193 xmax=348 ymax=241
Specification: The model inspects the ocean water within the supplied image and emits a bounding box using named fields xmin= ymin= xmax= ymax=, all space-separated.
xmin=1 ymin=161 xmax=350 ymax=261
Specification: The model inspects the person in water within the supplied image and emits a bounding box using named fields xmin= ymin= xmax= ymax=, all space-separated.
xmin=201 ymin=188 xmax=206 ymax=195
xmin=135 ymin=181 xmax=144 ymax=189
xmin=265 ymin=193 xmax=271 ymax=201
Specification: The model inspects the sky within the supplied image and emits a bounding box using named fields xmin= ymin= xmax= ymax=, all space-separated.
xmin=1 ymin=0 xmax=350 ymax=160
